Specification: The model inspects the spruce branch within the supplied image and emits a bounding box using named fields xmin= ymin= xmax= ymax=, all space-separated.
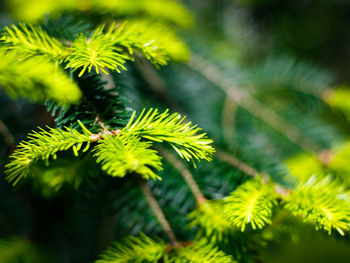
xmin=95 ymin=233 xmax=167 ymax=263
xmin=8 ymin=0 xmax=193 ymax=28
xmin=188 ymin=200 xmax=232 ymax=242
xmin=93 ymin=134 xmax=163 ymax=180
xmin=0 ymin=23 xmax=68 ymax=61
xmin=122 ymin=108 xmax=215 ymax=164
xmin=224 ymin=177 xmax=278 ymax=231
xmin=284 ymin=176 xmax=350 ymax=236
xmin=5 ymin=121 xmax=92 ymax=185
xmin=0 ymin=50 xmax=81 ymax=104
xmin=65 ymin=26 xmax=130 ymax=77
xmin=65 ymin=20 xmax=188 ymax=76
xmin=173 ymin=239 xmax=236 ymax=263
xmin=188 ymin=54 xmax=323 ymax=154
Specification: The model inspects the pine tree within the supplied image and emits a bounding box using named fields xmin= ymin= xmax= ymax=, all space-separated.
xmin=1 ymin=0 xmax=350 ymax=262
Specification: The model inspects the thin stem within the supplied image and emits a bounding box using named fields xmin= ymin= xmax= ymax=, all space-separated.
xmin=0 ymin=119 xmax=15 ymax=151
xmin=215 ymin=149 xmax=259 ymax=178
xmin=139 ymin=180 xmax=179 ymax=245
xmin=188 ymin=54 xmax=323 ymax=155
xmin=158 ymin=148 xmax=206 ymax=203
xmin=222 ymin=97 xmax=237 ymax=146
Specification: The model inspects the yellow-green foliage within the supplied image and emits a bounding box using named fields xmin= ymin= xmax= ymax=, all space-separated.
xmin=0 ymin=23 xmax=68 ymax=61
xmin=95 ymin=233 xmax=167 ymax=263
xmin=6 ymin=109 xmax=214 ymax=187
xmin=224 ymin=178 xmax=278 ymax=231
xmin=94 ymin=135 xmax=163 ymax=180
xmin=188 ymin=200 xmax=232 ymax=242
xmin=284 ymin=176 xmax=350 ymax=236
xmin=285 ymin=153 xmax=324 ymax=183
xmin=123 ymin=108 xmax=215 ymax=164
xmin=65 ymin=20 xmax=189 ymax=76
xmin=5 ymin=121 xmax=92 ymax=185
xmin=326 ymin=87 xmax=350 ymax=121
xmin=0 ymin=237 xmax=42 ymax=263
xmin=0 ymin=49 xmax=81 ymax=104
xmin=328 ymin=141 xmax=350 ymax=185
xmin=1 ymin=21 xmax=188 ymax=78
xmin=6 ymin=0 xmax=193 ymax=27
xmin=174 ymin=239 xmax=236 ymax=263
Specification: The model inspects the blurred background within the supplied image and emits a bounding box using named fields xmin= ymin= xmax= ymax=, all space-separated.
xmin=1 ymin=0 xmax=350 ymax=262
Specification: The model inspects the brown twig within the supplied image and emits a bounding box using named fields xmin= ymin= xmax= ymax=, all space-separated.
xmin=158 ymin=148 xmax=206 ymax=203
xmin=139 ymin=180 xmax=179 ymax=245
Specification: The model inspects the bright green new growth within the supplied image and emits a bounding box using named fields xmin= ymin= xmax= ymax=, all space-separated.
xmin=66 ymin=20 xmax=188 ymax=76
xmin=0 ymin=49 xmax=81 ymax=104
xmin=94 ymin=135 xmax=163 ymax=180
xmin=174 ymin=240 xmax=236 ymax=263
xmin=7 ymin=0 xmax=193 ymax=28
xmin=5 ymin=121 xmax=92 ymax=185
xmin=123 ymin=108 xmax=215 ymax=164
xmin=326 ymin=87 xmax=350 ymax=121
xmin=224 ymin=178 xmax=278 ymax=231
xmin=188 ymin=200 xmax=232 ymax=242
xmin=1 ymin=20 xmax=188 ymax=78
xmin=0 ymin=23 xmax=68 ymax=61
xmin=95 ymin=233 xmax=167 ymax=263
xmin=284 ymin=176 xmax=350 ymax=236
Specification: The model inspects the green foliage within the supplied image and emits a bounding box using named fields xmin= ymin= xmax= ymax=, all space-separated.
xmin=111 ymin=19 xmax=189 ymax=65
xmin=94 ymin=135 xmax=163 ymax=180
xmin=46 ymin=72 xmax=129 ymax=132
xmin=0 ymin=49 xmax=81 ymax=104
xmin=188 ymin=200 xmax=232 ymax=242
xmin=5 ymin=121 xmax=92 ymax=185
xmin=246 ymin=55 xmax=333 ymax=94
xmin=65 ymin=26 xmax=129 ymax=76
xmin=285 ymin=153 xmax=323 ymax=183
xmin=0 ymin=238 xmax=42 ymax=263
xmin=66 ymin=20 xmax=188 ymax=76
xmin=224 ymin=178 xmax=278 ymax=231
xmin=0 ymin=23 xmax=67 ymax=61
xmin=95 ymin=233 xmax=167 ymax=263
xmin=7 ymin=0 xmax=193 ymax=27
xmin=328 ymin=141 xmax=350 ymax=184
xmin=325 ymin=87 xmax=350 ymax=121
xmin=173 ymin=240 xmax=236 ymax=263
xmin=284 ymin=176 xmax=350 ymax=236
xmin=123 ymin=109 xmax=215 ymax=164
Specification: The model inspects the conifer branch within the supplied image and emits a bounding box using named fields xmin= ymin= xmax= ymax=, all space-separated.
xmin=224 ymin=177 xmax=278 ymax=231
xmin=0 ymin=23 xmax=68 ymax=61
xmin=188 ymin=200 xmax=232 ymax=242
xmin=8 ymin=0 xmax=193 ymax=28
xmin=0 ymin=50 xmax=81 ymax=104
xmin=284 ymin=176 xmax=350 ymax=236
xmin=188 ymin=54 xmax=323 ymax=154
xmin=94 ymin=134 xmax=163 ymax=180
xmin=139 ymin=180 xmax=179 ymax=245
xmin=5 ymin=121 xmax=92 ymax=185
xmin=174 ymin=239 xmax=236 ymax=263
xmin=95 ymin=233 xmax=167 ymax=263
xmin=122 ymin=108 xmax=215 ymax=164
